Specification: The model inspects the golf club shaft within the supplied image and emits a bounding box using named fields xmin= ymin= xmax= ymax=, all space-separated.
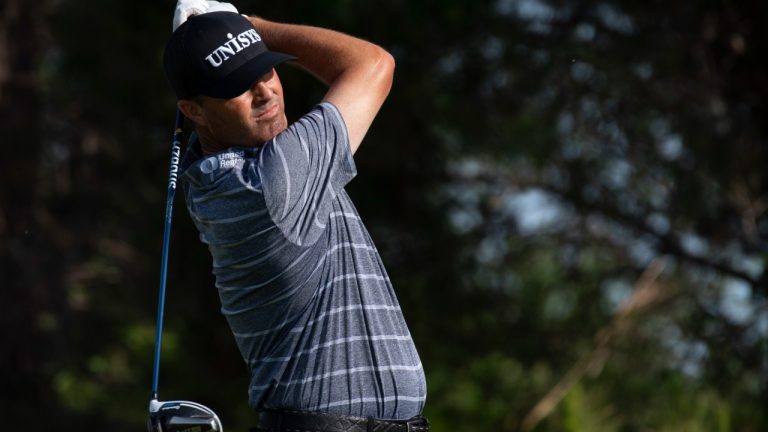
xmin=151 ymin=108 xmax=184 ymax=399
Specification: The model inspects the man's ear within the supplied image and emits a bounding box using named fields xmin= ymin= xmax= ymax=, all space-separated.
xmin=177 ymin=99 xmax=208 ymax=126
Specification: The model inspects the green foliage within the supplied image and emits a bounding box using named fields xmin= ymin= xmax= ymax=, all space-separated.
xmin=425 ymin=353 xmax=552 ymax=431
xmin=560 ymin=384 xmax=621 ymax=432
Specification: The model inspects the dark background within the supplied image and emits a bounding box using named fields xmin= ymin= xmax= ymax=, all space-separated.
xmin=1 ymin=0 xmax=766 ymax=430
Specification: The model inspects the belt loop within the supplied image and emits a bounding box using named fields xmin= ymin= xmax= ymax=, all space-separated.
xmin=367 ymin=416 xmax=375 ymax=432
xmin=276 ymin=411 xmax=283 ymax=432
xmin=406 ymin=416 xmax=425 ymax=432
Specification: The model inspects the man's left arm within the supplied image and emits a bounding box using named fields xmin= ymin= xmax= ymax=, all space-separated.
xmin=245 ymin=16 xmax=395 ymax=155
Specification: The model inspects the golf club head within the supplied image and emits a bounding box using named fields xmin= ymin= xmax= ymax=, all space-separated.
xmin=148 ymin=399 xmax=223 ymax=432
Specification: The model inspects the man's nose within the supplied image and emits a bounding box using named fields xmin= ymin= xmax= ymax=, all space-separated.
xmin=249 ymin=80 xmax=270 ymax=101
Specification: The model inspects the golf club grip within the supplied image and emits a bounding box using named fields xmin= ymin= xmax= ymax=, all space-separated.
xmin=151 ymin=108 xmax=184 ymax=397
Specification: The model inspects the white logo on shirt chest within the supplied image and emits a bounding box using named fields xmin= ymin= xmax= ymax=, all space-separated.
xmin=200 ymin=150 xmax=245 ymax=174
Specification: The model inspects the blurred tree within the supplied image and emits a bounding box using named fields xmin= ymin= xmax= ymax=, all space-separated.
xmin=415 ymin=0 xmax=767 ymax=430
xmin=0 ymin=0 xmax=67 ymax=427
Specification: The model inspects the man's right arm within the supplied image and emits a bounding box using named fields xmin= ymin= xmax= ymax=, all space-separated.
xmin=246 ymin=16 xmax=395 ymax=155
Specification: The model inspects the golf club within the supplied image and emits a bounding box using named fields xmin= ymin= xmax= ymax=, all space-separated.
xmin=148 ymin=399 xmax=223 ymax=432
xmin=146 ymin=110 xmax=224 ymax=432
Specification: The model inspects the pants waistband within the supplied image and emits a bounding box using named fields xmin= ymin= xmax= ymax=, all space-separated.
xmin=252 ymin=409 xmax=429 ymax=432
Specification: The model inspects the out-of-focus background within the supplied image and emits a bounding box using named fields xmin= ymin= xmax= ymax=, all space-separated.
xmin=2 ymin=0 xmax=766 ymax=430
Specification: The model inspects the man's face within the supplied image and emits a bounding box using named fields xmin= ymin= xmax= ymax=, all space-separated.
xmin=192 ymin=68 xmax=287 ymax=148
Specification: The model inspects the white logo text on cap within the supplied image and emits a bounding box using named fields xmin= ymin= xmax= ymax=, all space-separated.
xmin=205 ymin=29 xmax=262 ymax=68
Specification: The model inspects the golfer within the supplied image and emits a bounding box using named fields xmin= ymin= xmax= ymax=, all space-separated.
xmin=163 ymin=1 xmax=428 ymax=431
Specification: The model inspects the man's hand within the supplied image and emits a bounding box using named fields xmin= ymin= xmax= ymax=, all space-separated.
xmin=172 ymin=0 xmax=239 ymax=31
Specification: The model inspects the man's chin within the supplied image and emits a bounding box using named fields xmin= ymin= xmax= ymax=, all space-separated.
xmin=255 ymin=116 xmax=288 ymax=143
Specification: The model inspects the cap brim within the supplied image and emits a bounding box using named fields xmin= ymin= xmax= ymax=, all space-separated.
xmin=199 ymin=51 xmax=296 ymax=99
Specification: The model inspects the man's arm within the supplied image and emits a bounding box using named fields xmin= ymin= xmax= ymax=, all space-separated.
xmin=246 ymin=16 xmax=395 ymax=155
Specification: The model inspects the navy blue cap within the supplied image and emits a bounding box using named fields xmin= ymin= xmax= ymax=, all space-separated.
xmin=163 ymin=12 xmax=295 ymax=99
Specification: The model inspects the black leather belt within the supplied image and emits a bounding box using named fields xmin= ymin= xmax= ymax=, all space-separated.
xmin=252 ymin=409 xmax=430 ymax=432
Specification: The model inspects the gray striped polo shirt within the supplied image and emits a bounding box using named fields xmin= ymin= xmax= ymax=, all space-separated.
xmin=179 ymin=103 xmax=426 ymax=419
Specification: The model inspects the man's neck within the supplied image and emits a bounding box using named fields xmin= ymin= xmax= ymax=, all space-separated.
xmin=200 ymin=139 xmax=220 ymax=156
xmin=195 ymin=126 xmax=267 ymax=155
xmin=196 ymin=128 xmax=224 ymax=156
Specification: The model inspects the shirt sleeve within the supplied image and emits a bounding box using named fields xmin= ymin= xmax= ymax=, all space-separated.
xmin=258 ymin=102 xmax=357 ymax=246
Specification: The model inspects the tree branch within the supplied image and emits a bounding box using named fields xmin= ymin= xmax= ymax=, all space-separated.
xmin=518 ymin=259 xmax=670 ymax=431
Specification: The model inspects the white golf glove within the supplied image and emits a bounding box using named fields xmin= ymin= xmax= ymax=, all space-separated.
xmin=172 ymin=0 xmax=239 ymax=31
